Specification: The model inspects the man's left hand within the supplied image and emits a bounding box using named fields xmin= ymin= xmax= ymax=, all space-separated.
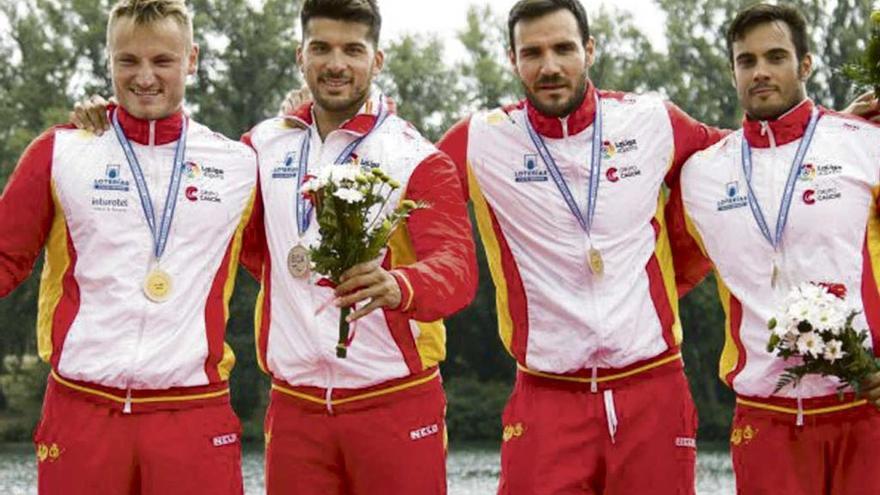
xmin=861 ymin=372 xmax=880 ymax=409
xmin=334 ymin=260 xmax=401 ymax=322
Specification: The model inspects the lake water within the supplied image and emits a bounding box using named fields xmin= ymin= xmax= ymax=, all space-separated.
xmin=0 ymin=443 xmax=735 ymax=494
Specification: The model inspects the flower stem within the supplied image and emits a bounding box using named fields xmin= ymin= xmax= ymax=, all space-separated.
xmin=336 ymin=306 xmax=351 ymax=358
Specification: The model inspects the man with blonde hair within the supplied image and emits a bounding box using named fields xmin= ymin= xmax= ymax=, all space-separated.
xmin=0 ymin=0 xmax=256 ymax=493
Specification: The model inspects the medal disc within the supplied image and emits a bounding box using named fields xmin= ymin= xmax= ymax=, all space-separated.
xmin=144 ymin=269 xmax=173 ymax=303
xmin=588 ymin=248 xmax=604 ymax=276
xmin=287 ymin=244 xmax=311 ymax=279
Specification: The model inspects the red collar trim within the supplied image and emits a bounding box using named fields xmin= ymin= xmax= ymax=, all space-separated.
xmin=742 ymin=99 xmax=817 ymax=148
xmin=114 ymin=105 xmax=185 ymax=146
xmin=526 ymin=80 xmax=597 ymax=138
xmin=286 ymin=94 xmax=391 ymax=136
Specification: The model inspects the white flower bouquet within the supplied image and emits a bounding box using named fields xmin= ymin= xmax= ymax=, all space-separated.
xmin=301 ymin=164 xmax=423 ymax=358
xmin=767 ymin=282 xmax=880 ymax=395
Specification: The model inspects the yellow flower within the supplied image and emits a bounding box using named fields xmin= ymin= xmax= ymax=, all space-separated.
xmin=401 ymin=199 xmax=417 ymax=210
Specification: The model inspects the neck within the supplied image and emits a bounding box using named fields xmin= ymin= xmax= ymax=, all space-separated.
xmin=746 ymin=95 xmax=808 ymax=122
xmin=313 ymin=101 xmax=365 ymax=140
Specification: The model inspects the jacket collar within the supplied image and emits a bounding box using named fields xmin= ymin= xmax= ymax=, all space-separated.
xmin=286 ymin=88 xmax=389 ymax=137
xmin=742 ymin=98 xmax=815 ymax=148
xmin=526 ymin=79 xmax=597 ymax=139
xmin=114 ymin=105 xmax=186 ymax=146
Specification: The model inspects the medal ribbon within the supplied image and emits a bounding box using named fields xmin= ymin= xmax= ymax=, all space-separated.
xmin=295 ymin=96 xmax=390 ymax=236
xmin=111 ymin=109 xmax=188 ymax=260
xmin=524 ymin=92 xmax=602 ymax=236
xmin=740 ymin=107 xmax=819 ymax=250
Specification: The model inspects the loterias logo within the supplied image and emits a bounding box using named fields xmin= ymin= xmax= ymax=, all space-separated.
xmin=272 ymin=151 xmax=298 ymax=179
xmin=94 ymin=164 xmax=130 ymax=192
xmin=717 ymin=181 xmax=748 ymax=211
xmin=514 ymin=154 xmax=548 ymax=183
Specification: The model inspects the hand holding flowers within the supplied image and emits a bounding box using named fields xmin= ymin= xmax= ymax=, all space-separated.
xmin=301 ymin=164 xmax=424 ymax=358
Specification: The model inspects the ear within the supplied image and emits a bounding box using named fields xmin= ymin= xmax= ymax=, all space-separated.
xmin=730 ymin=64 xmax=737 ymax=90
xmin=296 ymin=45 xmax=304 ymax=71
xmin=372 ymin=48 xmax=385 ymax=76
xmin=798 ymin=52 xmax=813 ymax=81
xmin=508 ymin=48 xmax=518 ymax=75
xmin=187 ymin=43 xmax=199 ymax=76
xmin=584 ymin=36 xmax=595 ymax=69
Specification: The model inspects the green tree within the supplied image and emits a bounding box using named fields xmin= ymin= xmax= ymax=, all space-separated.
xmin=378 ymin=34 xmax=465 ymax=142
xmin=456 ymin=5 xmax=519 ymax=111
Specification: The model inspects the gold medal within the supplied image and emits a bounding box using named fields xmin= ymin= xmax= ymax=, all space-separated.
xmin=287 ymin=244 xmax=311 ymax=279
xmin=588 ymin=247 xmax=604 ymax=276
xmin=143 ymin=268 xmax=173 ymax=303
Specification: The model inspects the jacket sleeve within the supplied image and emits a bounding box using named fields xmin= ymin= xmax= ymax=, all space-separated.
xmin=663 ymin=102 xmax=729 ymax=186
xmin=238 ymin=132 xmax=266 ymax=282
xmin=389 ymin=150 xmax=478 ymax=321
xmin=662 ymin=103 xmax=727 ymax=295
xmin=0 ymin=128 xmax=59 ymax=297
xmin=434 ymin=116 xmax=471 ymax=201
xmin=665 ymin=158 xmax=713 ymax=297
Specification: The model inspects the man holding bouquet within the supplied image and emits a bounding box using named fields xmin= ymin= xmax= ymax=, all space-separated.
xmin=239 ymin=0 xmax=477 ymax=494
xmin=674 ymin=3 xmax=880 ymax=493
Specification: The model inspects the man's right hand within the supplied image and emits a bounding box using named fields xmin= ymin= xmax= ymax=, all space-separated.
xmin=69 ymin=95 xmax=114 ymax=135
xmin=279 ymin=87 xmax=313 ymax=118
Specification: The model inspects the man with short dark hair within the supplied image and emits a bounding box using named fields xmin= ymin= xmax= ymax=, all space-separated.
xmin=677 ymin=3 xmax=880 ymax=493
xmin=0 ymin=0 xmax=257 ymax=493
xmin=241 ymin=0 xmax=477 ymax=494
xmin=437 ymin=0 xmax=725 ymax=493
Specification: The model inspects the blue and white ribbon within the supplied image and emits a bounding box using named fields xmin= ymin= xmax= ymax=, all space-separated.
xmin=740 ymin=107 xmax=820 ymax=249
xmin=111 ymin=110 xmax=188 ymax=260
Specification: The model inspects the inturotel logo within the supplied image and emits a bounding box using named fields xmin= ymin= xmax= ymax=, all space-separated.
xmin=606 ymin=167 xmax=619 ymax=182
xmin=803 ymin=189 xmax=816 ymax=205
xmin=186 ymin=186 xmax=199 ymax=202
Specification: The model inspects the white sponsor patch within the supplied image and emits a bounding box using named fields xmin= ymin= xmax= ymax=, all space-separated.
xmin=675 ymin=437 xmax=697 ymax=448
xmin=409 ymin=424 xmax=440 ymax=441
xmin=212 ymin=433 xmax=238 ymax=447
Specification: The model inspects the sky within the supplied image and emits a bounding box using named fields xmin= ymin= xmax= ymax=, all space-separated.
xmin=379 ymin=0 xmax=668 ymax=60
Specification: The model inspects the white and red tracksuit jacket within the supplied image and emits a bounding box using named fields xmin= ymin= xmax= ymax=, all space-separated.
xmin=0 ymin=107 xmax=257 ymax=411
xmin=241 ymin=91 xmax=477 ymax=402
xmin=678 ymin=99 xmax=880 ymax=409
xmin=437 ymin=81 xmax=724 ymax=381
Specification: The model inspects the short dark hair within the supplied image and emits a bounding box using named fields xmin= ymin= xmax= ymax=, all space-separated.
xmin=301 ymin=0 xmax=381 ymax=46
xmin=508 ymin=0 xmax=590 ymax=52
xmin=726 ymin=3 xmax=809 ymax=65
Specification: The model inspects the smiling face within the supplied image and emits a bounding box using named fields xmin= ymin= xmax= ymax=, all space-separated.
xmin=108 ymin=16 xmax=197 ymax=121
xmin=731 ymin=20 xmax=811 ymax=121
xmin=297 ymin=17 xmax=383 ymax=120
xmin=509 ymin=8 xmax=594 ymax=118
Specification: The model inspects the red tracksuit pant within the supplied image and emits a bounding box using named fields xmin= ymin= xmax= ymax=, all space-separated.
xmin=730 ymin=400 xmax=880 ymax=494
xmin=498 ymin=363 xmax=698 ymax=495
xmin=264 ymin=372 xmax=447 ymax=495
xmin=34 ymin=379 xmax=243 ymax=495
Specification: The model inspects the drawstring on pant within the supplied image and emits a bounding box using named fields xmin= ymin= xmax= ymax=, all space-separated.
xmin=590 ymin=366 xmax=598 ymax=393
xmin=796 ymin=396 xmax=804 ymax=426
xmin=603 ymin=389 xmax=619 ymax=444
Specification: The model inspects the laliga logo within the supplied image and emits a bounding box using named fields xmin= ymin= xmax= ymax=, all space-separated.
xmin=185 ymin=186 xmax=199 ymax=202
xmin=606 ymin=167 xmax=619 ymax=183
xmin=602 ymin=140 xmax=616 ymax=159
xmin=799 ymin=163 xmax=816 ymax=182
xmin=803 ymin=189 xmax=816 ymax=205
xmin=183 ymin=161 xmax=202 ymax=180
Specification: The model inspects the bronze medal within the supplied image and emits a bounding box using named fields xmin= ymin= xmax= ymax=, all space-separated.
xmin=287 ymin=244 xmax=311 ymax=279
